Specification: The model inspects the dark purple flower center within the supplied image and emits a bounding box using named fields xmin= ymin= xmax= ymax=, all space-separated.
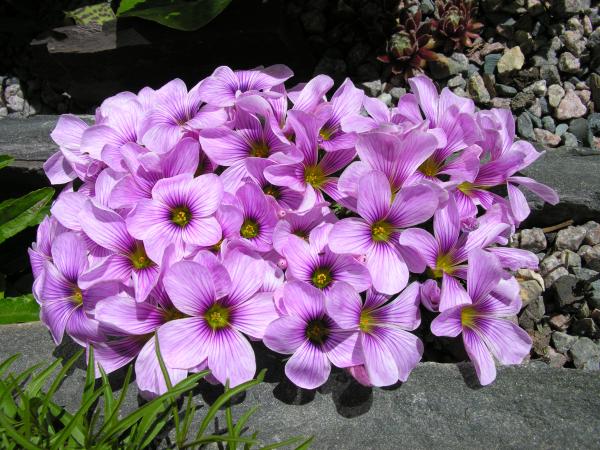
xmin=204 ymin=303 xmax=230 ymax=330
xmin=305 ymin=318 xmax=330 ymax=344
xmin=171 ymin=206 xmax=192 ymax=227
xmin=371 ymin=220 xmax=394 ymax=242
xmin=263 ymin=184 xmax=281 ymax=199
xmin=240 ymin=218 xmax=260 ymax=239
xmin=292 ymin=229 xmax=309 ymax=240
xmin=311 ymin=267 xmax=333 ymax=289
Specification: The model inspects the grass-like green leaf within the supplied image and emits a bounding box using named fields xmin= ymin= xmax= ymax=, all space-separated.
xmin=116 ymin=0 xmax=232 ymax=31
xmin=0 ymin=155 xmax=14 ymax=171
xmin=0 ymin=187 xmax=54 ymax=245
xmin=0 ymin=294 xmax=41 ymax=324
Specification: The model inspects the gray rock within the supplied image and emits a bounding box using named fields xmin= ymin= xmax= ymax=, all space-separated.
xmin=548 ymin=84 xmax=565 ymax=108
xmin=558 ymin=52 xmax=581 ymax=73
xmin=491 ymin=97 xmax=511 ymax=109
xmin=549 ymin=314 xmax=571 ymax=331
xmin=542 ymin=116 xmax=556 ymax=132
xmin=517 ymin=112 xmax=535 ymax=141
xmin=524 ymin=80 xmax=547 ymax=97
xmin=570 ymin=318 xmax=599 ymax=338
xmin=389 ymin=87 xmax=406 ymax=102
xmin=495 ymin=84 xmax=517 ymax=96
xmin=569 ymin=337 xmax=600 ymax=370
xmin=2 ymin=322 xmax=600 ymax=449
xmin=483 ymin=54 xmax=502 ymax=75
xmin=428 ymin=54 xmax=468 ymax=79
xmin=560 ymin=249 xmax=582 ymax=269
xmin=555 ymin=123 xmax=569 ymax=136
xmin=555 ymin=90 xmax=587 ymax=120
xmin=580 ymin=245 xmax=600 ymax=271
xmin=467 ymin=74 xmax=491 ymax=104
xmin=541 ymin=255 xmax=563 ymax=275
xmin=553 ymin=0 xmax=591 ymax=16
xmin=568 ymin=117 xmax=589 ymax=142
xmin=518 ymin=295 xmax=545 ymax=330
xmin=583 ymin=221 xmax=600 ymax=245
xmin=590 ymin=73 xmax=600 ymax=112
xmin=552 ymin=331 xmax=579 ymax=353
xmin=300 ymin=10 xmax=326 ymax=34
xmin=563 ymin=30 xmax=587 ymax=56
xmin=446 ymin=75 xmax=465 ymax=89
xmin=497 ymin=47 xmax=525 ymax=74
xmin=540 ymin=65 xmax=561 ymax=85
xmin=314 ymin=57 xmax=346 ymax=80
xmin=545 ymin=267 xmax=570 ymax=288
xmin=534 ymin=128 xmax=561 ymax=147
xmin=511 ymin=92 xmax=536 ymax=113
xmin=519 ymin=228 xmax=547 ymax=252
xmin=519 ymin=280 xmax=544 ymax=307
xmin=562 ymin=132 xmax=578 ymax=146
xmin=572 ymin=267 xmax=599 ymax=280
xmin=555 ymin=225 xmax=587 ymax=251
xmin=377 ymin=93 xmax=392 ymax=107
xmin=360 ymin=80 xmax=382 ymax=97
xmin=590 ymin=279 xmax=600 ymax=309
xmin=552 ymin=274 xmax=583 ymax=307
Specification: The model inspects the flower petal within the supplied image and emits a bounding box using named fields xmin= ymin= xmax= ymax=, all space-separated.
xmin=285 ymin=341 xmax=331 ymax=390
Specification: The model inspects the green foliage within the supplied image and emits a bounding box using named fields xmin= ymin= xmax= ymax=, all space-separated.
xmin=0 ymin=344 xmax=312 ymax=449
xmin=0 ymin=155 xmax=54 ymax=245
xmin=116 ymin=0 xmax=232 ymax=31
xmin=64 ymin=3 xmax=117 ymax=26
xmin=0 ymin=295 xmax=40 ymax=324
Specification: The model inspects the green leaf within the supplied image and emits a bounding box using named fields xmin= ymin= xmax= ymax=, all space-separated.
xmin=64 ymin=2 xmax=116 ymax=25
xmin=116 ymin=0 xmax=232 ymax=31
xmin=0 ymin=155 xmax=14 ymax=171
xmin=0 ymin=295 xmax=40 ymax=325
xmin=0 ymin=187 xmax=54 ymax=245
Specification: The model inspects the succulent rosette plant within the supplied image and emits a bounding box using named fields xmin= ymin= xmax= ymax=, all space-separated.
xmin=33 ymin=66 xmax=558 ymax=397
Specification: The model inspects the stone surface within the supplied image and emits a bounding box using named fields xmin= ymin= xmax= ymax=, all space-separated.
xmin=556 ymin=226 xmax=588 ymax=251
xmin=467 ymin=73 xmax=491 ymax=104
xmin=558 ymin=52 xmax=580 ymax=73
xmin=569 ymin=337 xmax=600 ymax=370
xmin=555 ymin=90 xmax=587 ymax=120
xmin=519 ymin=147 xmax=600 ymax=227
xmin=1 ymin=322 xmax=600 ymax=449
xmin=519 ymin=228 xmax=547 ymax=252
xmin=580 ymin=245 xmax=600 ymax=271
xmin=534 ymin=128 xmax=561 ymax=146
xmin=548 ymin=84 xmax=565 ymax=108
xmin=552 ymin=331 xmax=579 ymax=353
xmin=497 ymin=47 xmax=525 ymax=74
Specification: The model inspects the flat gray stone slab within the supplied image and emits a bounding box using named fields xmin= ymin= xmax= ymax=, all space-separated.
xmin=1 ymin=322 xmax=599 ymax=449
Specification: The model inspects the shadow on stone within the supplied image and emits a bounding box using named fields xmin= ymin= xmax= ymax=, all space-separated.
xmin=457 ymin=362 xmax=483 ymax=390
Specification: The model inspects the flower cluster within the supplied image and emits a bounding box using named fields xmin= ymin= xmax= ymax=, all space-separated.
xmin=32 ymin=66 xmax=558 ymax=397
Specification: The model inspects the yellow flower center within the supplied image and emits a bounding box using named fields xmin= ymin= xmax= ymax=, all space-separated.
xmin=460 ymin=306 xmax=477 ymax=329
xmin=72 ymin=287 xmax=83 ymax=305
xmin=240 ymin=218 xmax=259 ymax=239
xmin=204 ymin=303 xmax=230 ymax=330
xmin=319 ymin=127 xmax=335 ymax=141
xmin=311 ymin=267 xmax=332 ymax=289
xmin=371 ymin=220 xmax=394 ymax=242
xmin=305 ymin=319 xmax=329 ymax=344
xmin=171 ymin=206 xmax=192 ymax=227
xmin=418 ymin=157 xmax=441 ymax=177
xmin=129 ymin=243 xmax=154 ymax=270
xmin=250 ymin=141 xmax=270 ymax=158
xmin=304 ymin=165 xmax=326 ymax=188
xmin=359 ymin=309 xmax=374 ymax=333
xmin=432 ymin=253 xmax=455 ymax=278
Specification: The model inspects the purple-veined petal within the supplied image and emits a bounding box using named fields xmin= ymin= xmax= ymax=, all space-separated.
xmin=439 ymin=273 xmax=471 ymax=311
xmin=164 ymin=261 xmax=218 ymax=315
xmin=206 ymin=327 xmax=256 ymax=387
xmin=430 ymin=305 xmax=463 ymax=337
xmin=136 ymin=337 xmax=188 ymax=398
xmin=263 ymin=316 xmax=308 ymax=354
xmin=157 ymin=317 xmax=211 ymax=369
xmin=95 ymin=296 xmax=165 ymax=335
xmin=285 ymin=341 xmax=331 ymax=390
xmin=325 ymin=281 xmax=362 ymax=329
xmin=463 ymin=328 xmax=496 ymax=386
xmin=366 ymin=242 xmax=408 ymax=295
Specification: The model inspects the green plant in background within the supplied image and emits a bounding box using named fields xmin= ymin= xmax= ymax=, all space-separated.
xmin=0 ymin=346 xmax=312 ymax=449
xmin=65 ymin=0 xmax=233 ymax=31
xmin=0 ymin=155 xmax=54 ymax=325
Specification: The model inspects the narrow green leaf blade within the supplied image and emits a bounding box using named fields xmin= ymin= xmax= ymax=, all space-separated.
xmin=0 ymin=187 xmax=54 ymax=244
xmin=0 ymin=155 xmax=14 ymax=171
xmin=0 ymin=295 xmax=41 ymax=324
xmin=116 ymin=0 xmax=232 ymax=31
